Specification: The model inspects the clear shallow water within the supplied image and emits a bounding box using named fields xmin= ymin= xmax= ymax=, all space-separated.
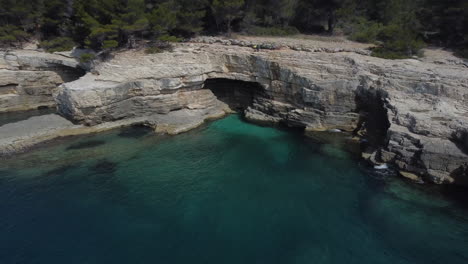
xmin=1 ymin=115 xmax=468 ymax=264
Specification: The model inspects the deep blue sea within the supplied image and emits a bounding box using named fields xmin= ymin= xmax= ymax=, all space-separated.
xmin=1 ymin=115 xmax=467 ymax=264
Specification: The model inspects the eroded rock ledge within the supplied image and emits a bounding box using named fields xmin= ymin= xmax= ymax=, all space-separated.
xmin=0 ymin=50 xmax=85 ymax=112
xmin=53 ymin=42 xmax=468 ymax=185
xmin=1 ymin=41 xmax=467 ymax=185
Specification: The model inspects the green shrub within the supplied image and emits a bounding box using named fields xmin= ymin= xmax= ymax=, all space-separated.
xmin=145 ymin=39 xmax=174 ymax=54
xmin=40 ymin=37 xmax=75 ymax=52
xmin=79 ymin=53 xmax=96 ymax=63
xmin=370 ymin=24 xmax=424 ymax=59
xmin=145 ymin=46 xmax=164 ymax=54
xmin=102 ymin=40 xmax=119 ymax=49
xmin=157 ymin=34 xmax=182 ymax=43
xmin=371 ymin=47 xmax=409 ymax=59
xmin=348 ymin=18 xmax=383 ymax=43
xmin=0 ymin=25 xmax=29 ymax=46
xmin=0 ymin=35 xmax=16 ymax=43
xmin=245 ymin=26 xmax=299 ymax=36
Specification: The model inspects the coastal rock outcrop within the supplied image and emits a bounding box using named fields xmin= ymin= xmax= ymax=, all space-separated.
xmin=2 ymin=40 xmax=465 ymax=185
xmin=0 ymin=50 xmax=84 ymax=112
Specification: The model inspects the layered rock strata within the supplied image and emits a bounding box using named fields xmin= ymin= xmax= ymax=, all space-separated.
xmin=55 ymin=43 xmax=468 ymax=185
xmin=0 ymin=41 xmax=464 ymax=185
xmin=0 ymin=50 xmax=84 ymax=112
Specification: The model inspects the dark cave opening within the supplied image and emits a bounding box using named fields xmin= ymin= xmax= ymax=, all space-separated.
xmin=354 ymin=88 xmax=391 ymax=151
xmin=50 ymin=64 xmax=87 ymax=83
xmin=451 ymin=129 xmax=468 ymax=155
xmin=204 ymin=78 xmax=266 ymax=111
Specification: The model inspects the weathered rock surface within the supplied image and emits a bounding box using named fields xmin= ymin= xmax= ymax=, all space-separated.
xmin=0 ymin=107 xmax=228 ymax=155
xmin=0 ymin=114 xmax=79 ymax=154
xmin=0 ymin=40 xmax=465 ymax=185
xmin=54 ymin=42 xmax=468 ymax=185
xmin=0 ymin=50 xmax=84 ymax=112
xmin=191 ymin=35 xmax=373 ymax=55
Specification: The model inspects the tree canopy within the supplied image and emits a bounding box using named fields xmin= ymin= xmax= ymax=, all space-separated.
xmin=0 ymin=0 xmax=466 ymax=58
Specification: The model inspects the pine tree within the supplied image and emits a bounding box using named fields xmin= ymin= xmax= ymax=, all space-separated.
xmin=113 ymin=0 xmax=149 ymax=48
xmin=276 ymin=0 xmax=299 ymax=27
xmin=0 ymin=0 xmax=42 ymax=46
xmin=175 ymin=0 xmax=208 ymax=37
xmin=0 ymin=0 xmax=466 ymax=58
xmin=41 ymin=0 xmax=69 ymax=38
xmin=212 ymin=0 xmax=245 ymax=36
xmin=147 ymin=1 xmax=178 ymax=40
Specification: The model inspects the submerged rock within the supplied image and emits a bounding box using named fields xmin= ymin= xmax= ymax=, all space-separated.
xmin=67 ymin=140 xmax=106 ymax=150
xmin=90 ymin=159 xmax=118 ymax=174
xmin=42 ymin=164 xmax=81 ymax=178
xmin=320 ymin=144 xmax=350 ymax=159
xmin=117 ymin=126 xmax=152 ymax=139
xmin=0 ymin=114 xmax=150 ymax=156
xmin=400 ymin=171 xmax=424 ymax=183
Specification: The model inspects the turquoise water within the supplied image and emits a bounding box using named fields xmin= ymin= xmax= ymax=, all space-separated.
xmin=1 ymin=115 xmax=467 ymax=264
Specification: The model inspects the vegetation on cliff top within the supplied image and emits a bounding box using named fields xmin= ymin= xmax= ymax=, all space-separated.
xmin=0 ymin=0 xmax=466 ymax=59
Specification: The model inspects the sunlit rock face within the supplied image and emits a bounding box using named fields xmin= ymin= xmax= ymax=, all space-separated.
xmin=0 ymin=50 xmax=85 ymax=112
xmin=53 ymin=43 xmax=468 ymax=185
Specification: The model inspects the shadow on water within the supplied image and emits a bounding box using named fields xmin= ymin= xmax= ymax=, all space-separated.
xmin=117 ymin=125 xmax=153 ymax=139
xmin=362 ymin=167 xmax=391 ymax=191
xmin=66 ymin=140 xmax=106 ymax=150
xmin=438 ymin=185 xmax=468 ymax=210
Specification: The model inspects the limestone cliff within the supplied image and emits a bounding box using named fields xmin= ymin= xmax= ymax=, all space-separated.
xmin=55 ymin=42 xmax=468 ymax=185
xmin=0 ymin=50 xmax=84 ymax=112
xmin=0 ymin=40 xmax=465 ymax=185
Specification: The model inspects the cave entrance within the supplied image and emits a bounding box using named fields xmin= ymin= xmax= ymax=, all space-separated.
xmin=51 ymin=64 xmax=87 ymax=83
xmin=204 ymin=78 xmax=266 ymax=111
xmin=354 ymin=88 xmax=391 ymax=151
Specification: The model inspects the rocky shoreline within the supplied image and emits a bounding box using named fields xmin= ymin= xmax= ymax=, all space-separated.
xmin=0 ymin=49 xmax=85 ymax=113
xmin=1 ymin=38 xmax=467 ymax=185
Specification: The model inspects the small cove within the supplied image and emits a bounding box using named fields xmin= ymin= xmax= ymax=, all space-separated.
xmin=1 ymin=114 xmax=467 ymax=264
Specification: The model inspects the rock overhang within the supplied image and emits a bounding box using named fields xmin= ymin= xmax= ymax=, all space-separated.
xmin=10 ymin=42 xmax=468 ymax=185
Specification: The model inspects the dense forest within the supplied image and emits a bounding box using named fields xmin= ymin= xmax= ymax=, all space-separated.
xmin=0 ymin=0 xmax=467 ymax=59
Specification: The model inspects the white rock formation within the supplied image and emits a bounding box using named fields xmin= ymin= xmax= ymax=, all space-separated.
xmin=0 ymin=50 xmax=84 ymax=112
xmin=0 ymin=42 xmax=466 ymax=185
xmin=55 ymin=43 xmax=468 ymax=184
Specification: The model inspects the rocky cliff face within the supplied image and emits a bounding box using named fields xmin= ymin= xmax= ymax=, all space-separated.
xmin=50 ymin=43 xmax=468 ymax=185
xmin=0 ymin=50 xmax=84 ymax=112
